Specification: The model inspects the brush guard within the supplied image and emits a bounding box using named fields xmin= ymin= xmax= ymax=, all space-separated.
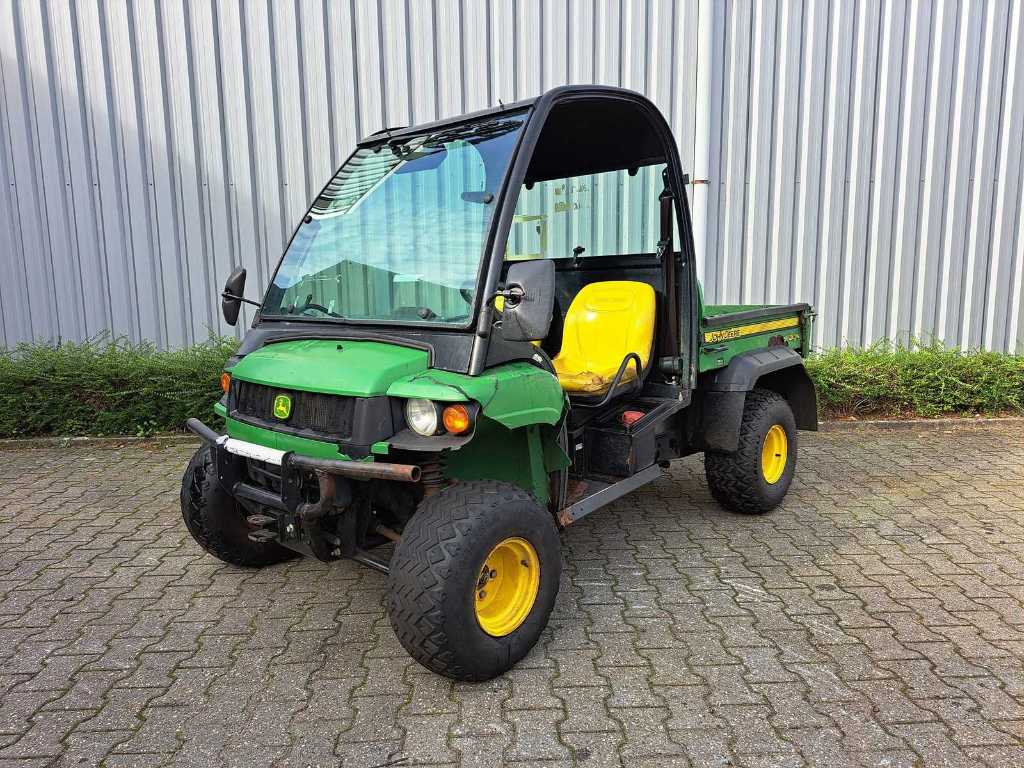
xmin=186 ymin=418 xmax=420 ymax=567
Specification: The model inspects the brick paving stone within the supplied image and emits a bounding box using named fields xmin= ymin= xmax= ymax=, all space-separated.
xmin=0 ymin=424 xmax=1023 ymax=766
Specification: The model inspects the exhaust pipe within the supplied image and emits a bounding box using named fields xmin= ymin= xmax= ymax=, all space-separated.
xmin=289 ymin=454 xmax=421 ymax=482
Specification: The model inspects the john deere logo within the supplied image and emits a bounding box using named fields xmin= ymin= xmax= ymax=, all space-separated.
xmin=272 ymin=394 xmax=292 ymax=420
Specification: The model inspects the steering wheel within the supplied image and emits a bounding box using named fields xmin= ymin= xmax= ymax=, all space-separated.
xmin=298 ymin=301 xmax=333 ymax=315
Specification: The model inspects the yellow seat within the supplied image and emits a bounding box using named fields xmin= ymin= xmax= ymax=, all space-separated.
xmin=552 ymin=281 xmax=656 ymax=395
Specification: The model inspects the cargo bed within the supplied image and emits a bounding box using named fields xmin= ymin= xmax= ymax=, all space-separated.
xmin=698 ymin=303 xmax=814 ymax=372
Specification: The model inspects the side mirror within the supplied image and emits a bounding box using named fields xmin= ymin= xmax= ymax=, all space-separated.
xmin=500 ymin=260 xmax=555 ymax=342
xmin=221 ymin=267 xmax=247 ymax=326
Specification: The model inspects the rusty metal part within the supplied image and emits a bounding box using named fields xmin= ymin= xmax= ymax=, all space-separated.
xmin=558 ymin=473 xmax=595 ymax=527
xmin=288 ymin=454 xmax=421 ymax=482
xmin=559 ymin=465 xmax=664 ymax=528
xmin=419 ymin=454 xmax=445 ymax=496
xmin=374 ymin=524 xmax=401 ymax=542
xmin=564 ymin=479 xmax=590 ymax=507
xmin=295 ymin=471 xmax=338 ymax=562
xmin=186 ymin=418 xmax=421 ymax=483
xmin=351 ymin=550 xmax=390 ymax=574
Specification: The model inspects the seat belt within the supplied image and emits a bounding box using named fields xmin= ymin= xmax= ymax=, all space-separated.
xmin=657 ymin=170 xmax=680 ymax=363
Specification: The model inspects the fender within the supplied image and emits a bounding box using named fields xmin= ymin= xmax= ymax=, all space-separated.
xmin=700 ymin=348 xmax=818 ymax=452
xmin=387 ymin=361 xmax=564 ymax=429
xmin=387 ymin=363 xmax=568 ymax=503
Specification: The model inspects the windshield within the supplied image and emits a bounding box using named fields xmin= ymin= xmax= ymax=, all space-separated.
xmin=262 ymin=112 xmax=527 ymax=326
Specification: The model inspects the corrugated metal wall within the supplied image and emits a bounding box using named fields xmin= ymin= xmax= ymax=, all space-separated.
xmin=704 ymin=0 xmax=1024 ymax=351
xmin=1 ymin=0 xmax=1022 ymax=352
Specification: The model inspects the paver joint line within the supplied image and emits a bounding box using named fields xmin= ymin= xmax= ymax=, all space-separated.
xmin=0 ymin=424 xmax=1022 ymax=766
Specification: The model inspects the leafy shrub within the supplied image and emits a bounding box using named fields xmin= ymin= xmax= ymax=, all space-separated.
xmin=0 ymin=336 xmax=1020 ymax=438
xmin=0 ymin=335 xmax=236 ymax=438
xmin=807 ymin=341 xmax=1024 ymax=418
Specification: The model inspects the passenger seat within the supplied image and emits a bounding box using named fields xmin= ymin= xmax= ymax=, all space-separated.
xmin=552 ymin=281 xmax=656 ymax=395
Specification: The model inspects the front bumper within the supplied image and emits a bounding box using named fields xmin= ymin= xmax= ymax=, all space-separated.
xmin=186 ymin=417 xmax=421 ymax=485
xmin=186 ymin=418 xmax=420 ymax=563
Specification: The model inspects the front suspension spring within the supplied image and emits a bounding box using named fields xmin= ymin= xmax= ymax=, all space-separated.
xmin=419 ymin=454 xmax=446 ymax=496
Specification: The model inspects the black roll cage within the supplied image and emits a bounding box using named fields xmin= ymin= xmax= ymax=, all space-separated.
xmin=255 ymin=85 xmax=698 ymax=382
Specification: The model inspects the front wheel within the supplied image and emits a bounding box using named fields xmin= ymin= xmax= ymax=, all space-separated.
xmin=704 ymin=388 xmax=797 ymax=514
xmin=180 ymin=445 xmax=296 ymax=567
xmin=387 ymin=481 xmax=561 ymax=681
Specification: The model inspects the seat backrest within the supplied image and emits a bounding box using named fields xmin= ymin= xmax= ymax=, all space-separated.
xmin=558 ymin=281 xmax=656 ymax=373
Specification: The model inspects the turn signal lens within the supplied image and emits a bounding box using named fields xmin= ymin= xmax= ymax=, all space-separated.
xmin=220 ymin=372 xmax=231 ymax=393
xmin=442 ymin=404 xmax=473 ymax=434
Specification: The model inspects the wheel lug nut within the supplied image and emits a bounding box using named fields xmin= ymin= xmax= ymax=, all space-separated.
xmin=478 ymin=590 xmax=486 ymax=599
xmin=489 ymin=569 xmax=497 ymax=578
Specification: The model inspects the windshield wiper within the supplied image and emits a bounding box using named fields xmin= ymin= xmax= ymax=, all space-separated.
xmin=263 ymin=313 xmax=347 ymax=325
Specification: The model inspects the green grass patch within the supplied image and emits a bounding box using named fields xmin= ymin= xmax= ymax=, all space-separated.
xmin=0 ymin=337 xmax=1020 ymax=438
xmin=808 ymin=341 xmax=1024 ymax=419
xmin=0 ymin=335 xmax=237 ymax=438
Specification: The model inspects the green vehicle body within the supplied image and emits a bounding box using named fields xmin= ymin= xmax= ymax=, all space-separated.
xmin=217 ymin=339 xmax=568 ymax=502
xmin=191 ymin=81 xmax=821 ymax=524
xmin=213 ymin=302 xmax=813 ymax=506
xmin=182 ymin=85 xmax=817 ymax=680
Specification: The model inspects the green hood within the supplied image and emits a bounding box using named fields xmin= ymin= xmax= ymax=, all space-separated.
xmin=229 ymin=339 xmax=429 ymax=397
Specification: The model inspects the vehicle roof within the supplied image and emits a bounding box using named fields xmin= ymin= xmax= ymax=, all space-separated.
xmin=355 ymin=85 xmax=648 ymax=147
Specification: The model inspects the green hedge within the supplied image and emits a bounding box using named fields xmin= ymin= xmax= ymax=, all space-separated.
xmin=0 ymin=337 xmax=1021 ymax=438
xmin=807 ymin=342 xmax=1024 ymax=418
xmin=0 ymin=336 xmax=236 ymax=438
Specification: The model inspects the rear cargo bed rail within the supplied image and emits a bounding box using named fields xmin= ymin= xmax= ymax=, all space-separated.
xmin=702 ymin=303 xmax=811 ymax=329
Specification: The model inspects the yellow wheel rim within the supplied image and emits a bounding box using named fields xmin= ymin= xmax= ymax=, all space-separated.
xmin=474 ymin=537 xmax=540 ymax=637
xmin=761 ymin=424 xmax=788 ymax=484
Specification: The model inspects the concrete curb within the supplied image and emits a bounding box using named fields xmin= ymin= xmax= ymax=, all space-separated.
xmin=2 ymin=416 xmax=1022 ymax=450
xmin=817 ymin=416 xmax=1024 ymax=432
xmin=0 ymin=434 xmax=200 ymax=450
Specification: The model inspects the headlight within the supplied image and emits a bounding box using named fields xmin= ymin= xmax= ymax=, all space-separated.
xmin=405 ymin=399 xmax=442 ymax=436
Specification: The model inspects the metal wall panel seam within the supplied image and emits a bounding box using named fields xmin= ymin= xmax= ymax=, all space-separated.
xmin=936 ymin=1 xmax=973 ymax=343
xmin=979 ymin=0 xmax=1018 ymax=351
xmin=814 ymin=0 xmax=849 ymax=349
xmin=961 ymin=0 xmax=1002 ymax=350
xmin=999 ymin=2 xmax=1024 ymax=351
xmin=791 ymin=0 xmax=819 ymax=314
xmin=692 ymin=0 xmax=713 ymax=289
xmin=913 ymin=0 xmax=947 ymax=343
xmin=741 ymin=0 xmax=769 ymax=305
xmin=838 ymin=0 xmax=873 ymax=347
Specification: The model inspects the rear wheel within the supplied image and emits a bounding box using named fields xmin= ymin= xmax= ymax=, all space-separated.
xmin=180 ymin=445 xmax=296 ymax=567
xmin=704 ymin=388 xmax=797 ymax=514
xmin=387 ymin=481 xmax=561 ymax=681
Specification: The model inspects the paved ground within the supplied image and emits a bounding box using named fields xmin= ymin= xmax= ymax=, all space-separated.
xmin=1 ymin=425 xmax=1023 ymax=768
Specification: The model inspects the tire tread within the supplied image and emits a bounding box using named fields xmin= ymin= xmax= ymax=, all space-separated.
xmin=387 ymin=480 xmax=554 ymax=681
xmin=180 ymin=446 xmax=295 ymax=568
xmin=704 ymin=388 xmax=794 ymax=515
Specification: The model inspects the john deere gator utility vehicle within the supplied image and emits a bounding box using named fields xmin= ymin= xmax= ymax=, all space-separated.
xmin=182 ymin=85 xmax=817 ymax=681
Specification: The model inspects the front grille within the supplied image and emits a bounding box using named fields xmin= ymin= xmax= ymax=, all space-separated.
xmin=231 ymin=380 xmax=355 ymax=439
